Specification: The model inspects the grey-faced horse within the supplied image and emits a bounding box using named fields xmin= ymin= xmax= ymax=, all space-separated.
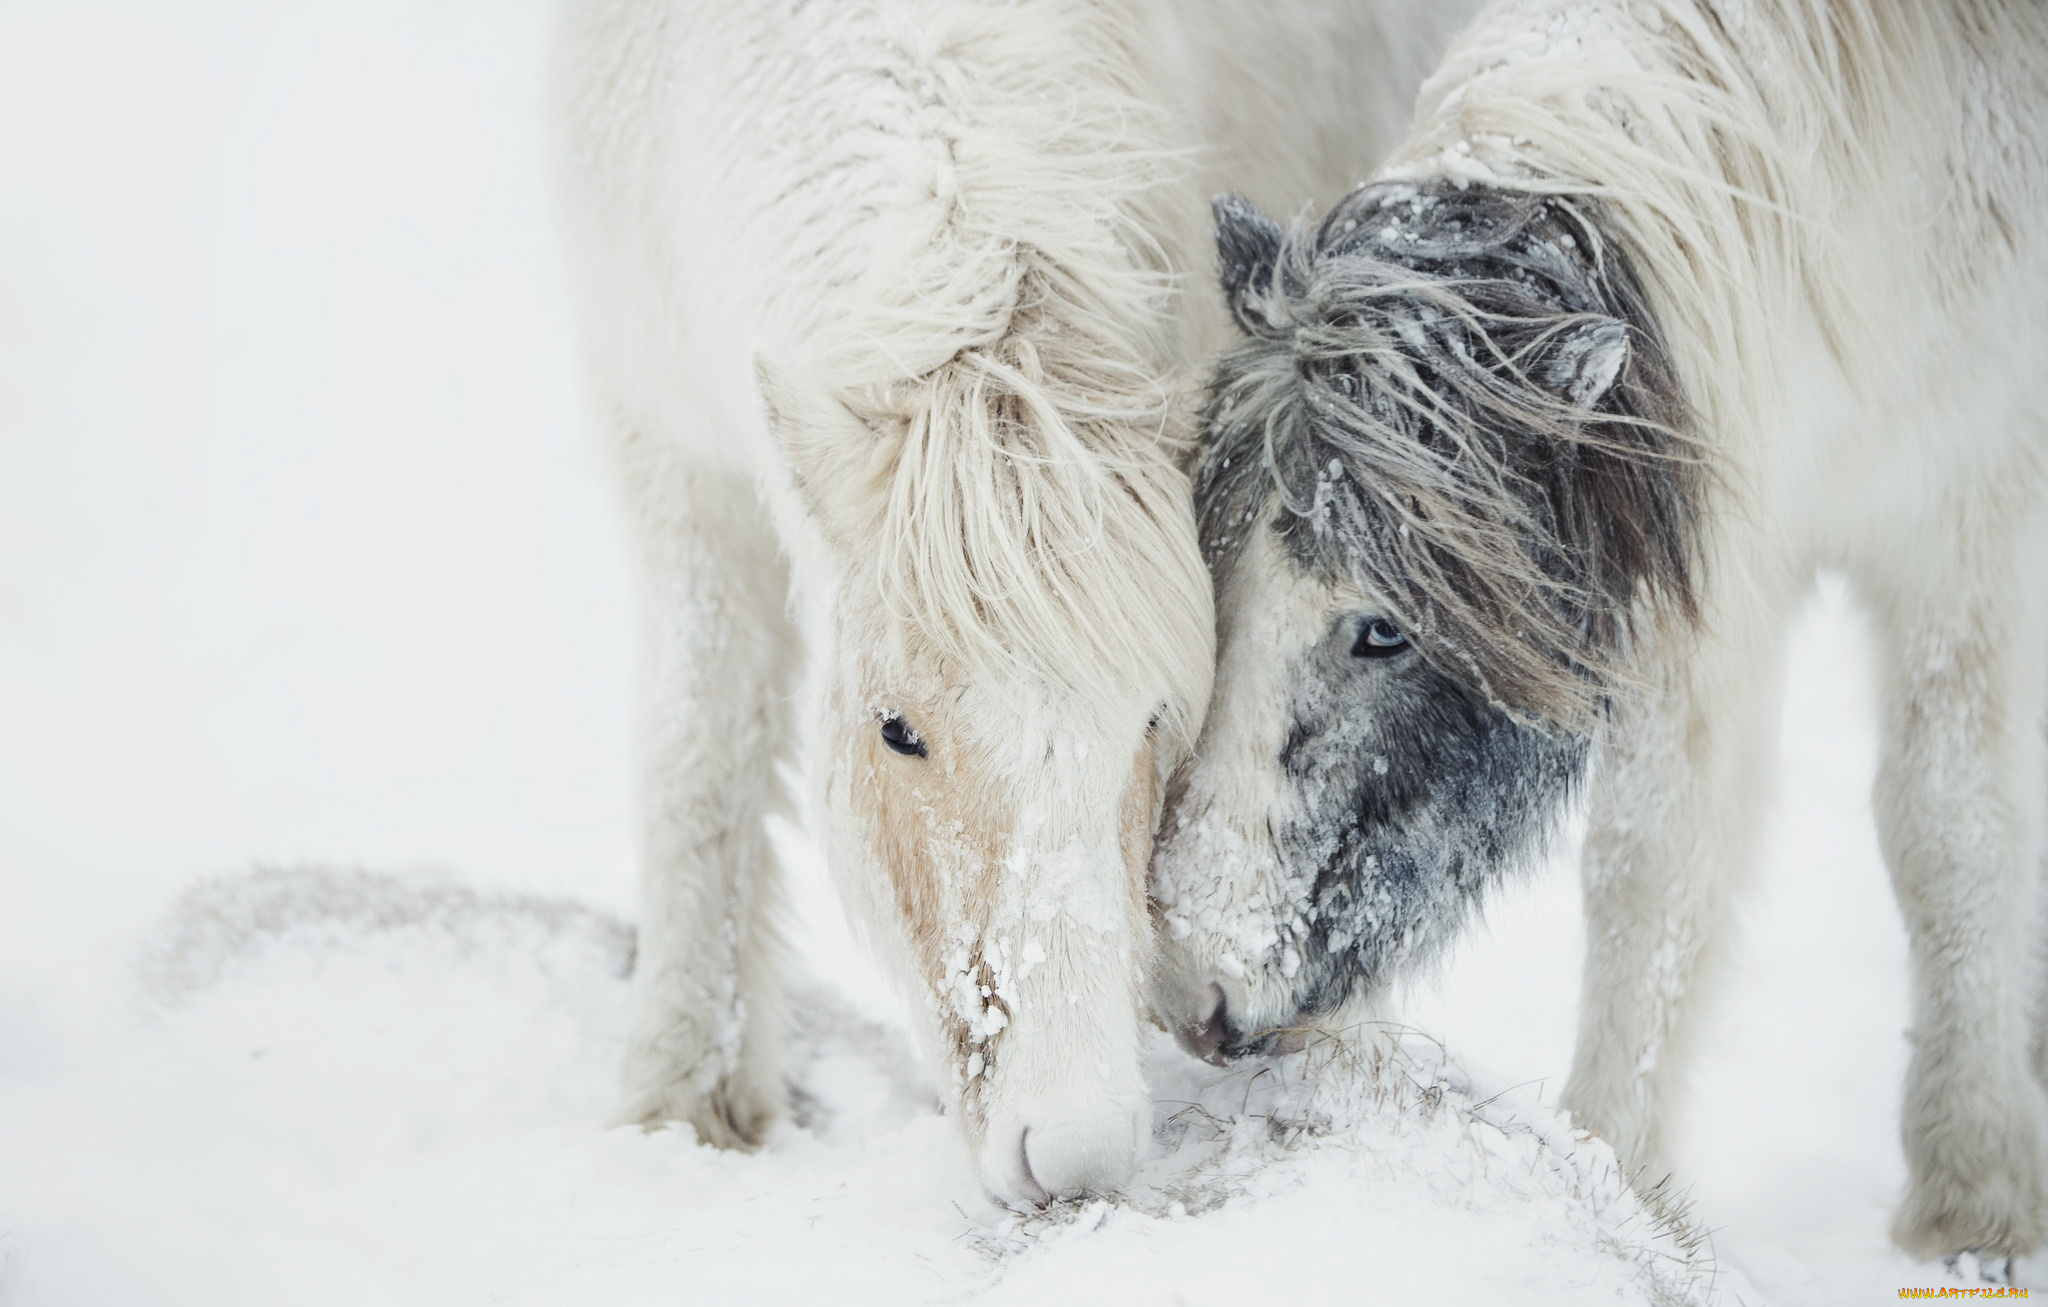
xmin=1151 ymin=0 xmax=2048 ymax=1259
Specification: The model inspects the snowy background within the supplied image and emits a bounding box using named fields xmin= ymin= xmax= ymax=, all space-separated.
xmin=0 ymin=0 xmax=1991 ymax=1302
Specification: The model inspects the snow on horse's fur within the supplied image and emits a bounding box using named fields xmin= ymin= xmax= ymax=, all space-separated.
xmin=553 ymin=0 xmax=1470 ymax=1206
xmin=1152 ymin=0 xmax=2048 ymax=1258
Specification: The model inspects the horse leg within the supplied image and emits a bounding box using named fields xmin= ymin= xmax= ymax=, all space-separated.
xmin=1862 ymin=520 xmax=2048 ymax=1259
xmin=614 ymin=441 xmax=797 ymax=1149
xmin=2036 ymin=656 xmax=2048 ymax=1091
xmin=1562 ymin=595 xmax=1788 ymax=1190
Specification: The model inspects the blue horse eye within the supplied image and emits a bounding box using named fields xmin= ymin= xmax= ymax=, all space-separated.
xmin=879 ymin=716 xmax=928 ymax=758
xmin=1352 ymin=618 xmax=1408 ymax=659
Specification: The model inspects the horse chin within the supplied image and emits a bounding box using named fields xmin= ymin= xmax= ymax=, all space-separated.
xmin=1201 ymin=995 xmax=1384 ymax=1063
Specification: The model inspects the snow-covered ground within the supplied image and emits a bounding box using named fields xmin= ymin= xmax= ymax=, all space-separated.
xmin=0 ymin=1 xmax=2012 ymax=1302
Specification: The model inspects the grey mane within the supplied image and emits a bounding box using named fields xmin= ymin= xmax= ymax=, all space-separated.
xmin=1200 ymin=180 xmax=1703 ymax=723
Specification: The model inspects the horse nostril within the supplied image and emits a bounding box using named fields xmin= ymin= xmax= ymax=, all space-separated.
xmin=1015 ymin=1112 xmax=1139 ymax=1202
xmin=1177 ymin=982 xmax=1230 ymax=1064
xmin=1015 ymin=1127 xmax=1051 ymax=1207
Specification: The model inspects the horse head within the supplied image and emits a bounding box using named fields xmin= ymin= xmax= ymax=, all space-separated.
xmin=759 ymin=302 xmax=1211 ymax=1204
xmin=1150 ymin=184 xmax=1700 ymax=1058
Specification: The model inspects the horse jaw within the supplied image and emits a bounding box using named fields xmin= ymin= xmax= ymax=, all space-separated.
xmin=816 ymin=632 xmax=1164 ymax=1207
xmin=1146 ymin=522 xmax=1332 ymax=1054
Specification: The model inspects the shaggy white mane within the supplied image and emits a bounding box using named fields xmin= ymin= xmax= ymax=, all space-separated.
xmin=796 ymin=0 xmax=1215 ymax=732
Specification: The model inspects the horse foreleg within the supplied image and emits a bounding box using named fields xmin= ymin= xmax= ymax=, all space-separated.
xmin=1863 ymin=519 xmax=2048 ymax=1259
xmin=1563 ymin=605 xmax=1787 ymax=1191
xmin=614 ymin=445 xmax=797 ymax=1150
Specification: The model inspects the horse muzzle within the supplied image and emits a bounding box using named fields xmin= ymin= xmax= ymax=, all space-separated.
xmin=979 ymin=1096 xmax=1148 ymax=1207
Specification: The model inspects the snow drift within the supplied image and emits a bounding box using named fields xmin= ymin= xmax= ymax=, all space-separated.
xmin=0 ymin=866 xmax=1730 ymax=1305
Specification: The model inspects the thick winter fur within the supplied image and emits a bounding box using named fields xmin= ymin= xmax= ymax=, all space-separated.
xmin=1152 ymin=0 xmax=2048 ymax=1259
xmin=554 ymin=0 xmax=1473 ymax=1206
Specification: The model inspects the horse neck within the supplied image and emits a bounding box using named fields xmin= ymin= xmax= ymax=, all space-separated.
xmin=730 ymin=0 xmax=1203 ymax=382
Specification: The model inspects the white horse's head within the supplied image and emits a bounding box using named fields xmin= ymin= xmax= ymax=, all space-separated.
xmin=759 ymin=297 xmax=1211 ymax=1205
xmin=1149 ymin=186 xmax=1701 ymax=1058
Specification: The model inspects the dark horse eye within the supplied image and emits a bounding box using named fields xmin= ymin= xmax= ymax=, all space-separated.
xmin=879 ymin=716 xmax=927 ymax=758
xmin=1352 ymin=618 xmax=1409 ymax=659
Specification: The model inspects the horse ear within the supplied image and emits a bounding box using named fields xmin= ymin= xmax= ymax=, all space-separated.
xmin=755 ymin=352 xmax=884 ymax=543
xmin=1213 ymin=193 xmax=1284 ymax=337
xmin=1539 ymin=318 xmax=1630 ymax=410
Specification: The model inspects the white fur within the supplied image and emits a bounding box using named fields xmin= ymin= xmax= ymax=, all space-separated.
xmin=1402 ymin=0 xmax=2048 ymax=1257
xmin=552 ymin=0 xmax=1473 ymax=1203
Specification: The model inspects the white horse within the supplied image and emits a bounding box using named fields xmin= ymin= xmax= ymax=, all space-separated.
xmin=1149 ymin=0 xmax=2048 ymax=1258
xmin=552 ymin=0 xmax=1471 ymax=1205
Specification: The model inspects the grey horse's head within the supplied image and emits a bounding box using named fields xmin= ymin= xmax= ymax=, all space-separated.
xmin=1149 ymin=181 xmax=1701 ymax=1058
